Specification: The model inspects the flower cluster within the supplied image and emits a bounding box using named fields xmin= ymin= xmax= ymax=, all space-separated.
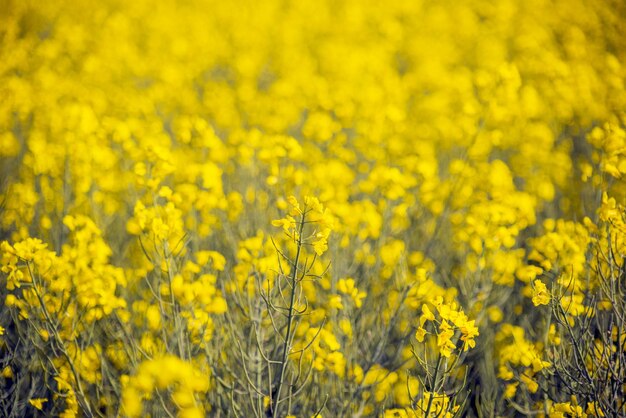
xmin=122 ymin=355 xmax=210 ymax=418
xmin=415 ymin=299 xmax=479 ymax=357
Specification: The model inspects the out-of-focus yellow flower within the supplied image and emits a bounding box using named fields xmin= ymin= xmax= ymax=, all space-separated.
xmin=29 ymin=398 xmax=47 ymax=411
xmin=504 ymin=383 xmax=518 ymax=399
xmin=337 ymin=278 xmax=366 ymax=308
xmin=1 ymin=366 xmax=13 ymax=379
xmin=532 ymin=279 xmax=550 ymax=306
xmin=415 ymin=326 xmax=427 ymax=343
xmin=420 ymin=304 xmax=435 ymax=325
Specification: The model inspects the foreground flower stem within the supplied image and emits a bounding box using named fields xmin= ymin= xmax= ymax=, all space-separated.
xmin=424 ymin=353 xmax=443 ymax=417
xmin=272 ymin=209 xmax=306 ymax=417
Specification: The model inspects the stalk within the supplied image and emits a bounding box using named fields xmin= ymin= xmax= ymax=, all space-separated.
xmin=272 ymin=211 xmax=306 ymax=417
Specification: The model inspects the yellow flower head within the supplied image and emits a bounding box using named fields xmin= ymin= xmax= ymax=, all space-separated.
xmin=29 ymin=398 xmax=48 ymax=411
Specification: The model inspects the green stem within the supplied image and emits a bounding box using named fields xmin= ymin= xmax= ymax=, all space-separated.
xmin=424 ymin=353 xmax=443 ymax=417
xmin=272 ymin=211 xmax=306 ymax=417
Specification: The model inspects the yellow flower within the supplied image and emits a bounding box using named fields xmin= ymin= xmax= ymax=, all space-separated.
xmin=178 ymin=408 xmax=204 ymax=418
xmin=504 ymin=383 xmax=518 ymax=398
xmin=29 ymin=398 xmax=48 ymax=411
xmin=487 ymin=306 xmax=503 ymax=323
xmin=339 ymin=318 xmax=353 ymax=339
xmin=421 ymin=304 xmax=435 ymax=324
xmin=437 ymin=320 xmax=456 ymax=357
xmin=287 ymin=195 xmax=301 ymax=216
xmin=146 ymin=305 xmax=161 ymax=330
xmin=516 ymin=265 xmax=543 ymax=283
xmin=271 ymin=216 xmax=296 ymax=235
xmin=2 ymin=366 xmax=13 ymax=379
xmin=328 ymin=295 xmax=344 ymax=310
xmin=498 ymin=365 xmax=514 ymax=380
xmin=122 ymin=386 xmax=143 ymax=417
xmin=415 ymin=326 xmax=427 ymax=342
xmin=337 ymin=278 xmax=367 ymax=308
xmin=586 ymin=402 xmax=605 ymax=417
xmin=532 ymin=279 xmax=550 ymax=306
xmin=460 ymin=319 xmax=479 ymax=351
xmin=312 ymin=238 xmax=329 ymax=256
xmin=520 ymin=373 xmax=538 ymax=393
xmin=172 ymin=390 xmax=196 ymax=408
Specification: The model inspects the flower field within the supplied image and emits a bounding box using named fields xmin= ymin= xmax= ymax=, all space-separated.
xmin=1 ymin=0 xmax=626 ymax=416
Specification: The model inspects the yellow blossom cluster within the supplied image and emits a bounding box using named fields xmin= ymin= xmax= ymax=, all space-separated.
xmin=415 ymin=299 xmax=479 ymax=356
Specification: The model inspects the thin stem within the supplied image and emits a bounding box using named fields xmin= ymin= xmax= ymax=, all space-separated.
xmin=272 ymin=211 xmax=306 ymax=418
xmin=424 ymin=353 xmax=443 ymax=417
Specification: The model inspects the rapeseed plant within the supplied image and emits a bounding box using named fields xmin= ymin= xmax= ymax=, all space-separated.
xmin=0 ymin=0 xmax=625 ymax=416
